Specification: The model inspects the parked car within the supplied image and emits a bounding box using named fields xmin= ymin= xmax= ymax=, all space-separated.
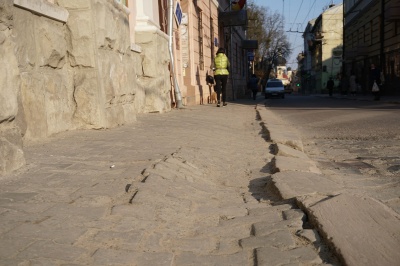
xmin=265 ymin=79 xmax=285 ymax=99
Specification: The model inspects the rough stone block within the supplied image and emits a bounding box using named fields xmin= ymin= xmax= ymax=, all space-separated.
xmin=20 ymin=73 xmax=48 ymax=139
xmin=37 ymin=17 xmax=67 ymax=68
xmin=43 ymin=69 xmax=75 ymax=134
xmin=66 ymin=10 xmax=95 ymax=67
xmin=94 ymin=1 xmax=117 ymax=50
xmin=94 ymin=1 xmax=130 ymax=53
xmin=0 ymin=30 xmax=19 ymax=121
xmin=0 ymin=136 xmax=25 ymax=174
xmin=11 ymin=8 xmax=36 ymax=71
xmin=73 ymin=70 xmax=104 ymax=128
xmin=97 ymin=50 xmax=137 ymax=127
xmin=20 ymin=70 xmax=74 ymax=140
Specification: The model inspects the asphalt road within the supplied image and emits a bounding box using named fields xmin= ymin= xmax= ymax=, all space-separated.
xmin=264 ymin=94 xmax=400 ymax=215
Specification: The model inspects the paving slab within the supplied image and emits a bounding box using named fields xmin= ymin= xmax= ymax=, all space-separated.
xmin=174 ymin=251 xmax=251 ymax=266
xmin=274 ymin=155 xmax=322 ymax=174
xmin=257 ymin=107 xmax=304 ymax=151
xmin=92 ymin=249 xmax=173 ymax=265
xmin=253 ymin=220 xmax=303 ymax=236
xmin=240 ymin=230 xmax=297 ymax=249
xmin=272 ymin=171 xmax=343 ymax=199
xmin=274 ymin=143 xmax=310 ymax=159
xmin=255 ymin=246 xmax=323 ymax=265
xmin=299 ymin=193 xmax=400 ymax=266
xmin=0 ymin=101 xmax=338 ymax=265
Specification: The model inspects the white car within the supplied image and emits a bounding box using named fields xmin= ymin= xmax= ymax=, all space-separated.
xmin=265 ymin=79 xmax=285 ymax=99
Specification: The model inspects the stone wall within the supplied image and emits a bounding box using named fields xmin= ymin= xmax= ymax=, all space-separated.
xmin=0 ymin=0 xmax=172 ymax=175
xmin=0 ymin=0 xmax=25 ymax=174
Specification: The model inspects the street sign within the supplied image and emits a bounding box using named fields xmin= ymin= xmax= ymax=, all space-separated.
xmin=247 ymin=51 xmax=254 ymax=61
xmin=175 ymin=2 xmax=182 ymax=25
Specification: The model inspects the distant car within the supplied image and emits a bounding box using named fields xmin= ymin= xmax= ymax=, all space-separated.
xmin=265 ymin=79 xmax=285 ymax=99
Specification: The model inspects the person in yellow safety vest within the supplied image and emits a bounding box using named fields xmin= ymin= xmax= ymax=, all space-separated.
xmin=213 ymin=47 xmax=230 ymax=107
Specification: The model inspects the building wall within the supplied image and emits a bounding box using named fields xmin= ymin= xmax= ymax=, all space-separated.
xmin=178 ymin=0 xmax=219 ymax=105
xmin=310 ymin=4 xmax=343 ymax=93
xmin=0 ymin=0 xmax=171 ymax=175
xmin=344 ymin=0 xmax=400 ymax=94
xmin=0 ymin=0 xmax=25 ymax=174
xmin=176 ymin=0 xmax=247 ymax=105
xmin=321 ymin=5 xmax=343 ymax=91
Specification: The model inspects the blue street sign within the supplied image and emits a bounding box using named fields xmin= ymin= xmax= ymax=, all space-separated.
xmin=175 ymin=2 xmax=182 ymax=25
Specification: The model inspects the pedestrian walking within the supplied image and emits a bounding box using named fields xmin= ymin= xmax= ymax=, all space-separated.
xmin=349 ymin=71 xmax=357 ymax=96
xmin=370 ymin=63 xmax=381 ymax=101
xmin=327 ymin=77 xmax=334 ymax=97
xmin=247 ymin=74 xmax=260 ymax=100
xmin=213 ymin=47 xmax=230 ymax=107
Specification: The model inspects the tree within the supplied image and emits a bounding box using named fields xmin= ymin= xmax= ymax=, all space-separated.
xmin=246 ymin=1 xmax=291 ymax=82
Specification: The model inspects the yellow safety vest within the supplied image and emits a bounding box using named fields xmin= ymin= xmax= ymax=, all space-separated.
xmin=214 ymin=53 xmax=229 ymax=75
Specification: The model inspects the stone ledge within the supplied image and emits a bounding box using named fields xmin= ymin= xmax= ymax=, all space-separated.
xmin=14 ymin=0 xmax=69 ymax=23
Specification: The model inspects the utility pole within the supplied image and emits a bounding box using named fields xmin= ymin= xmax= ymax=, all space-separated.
xmin=168 ymin=0 xmax=183 ymax=108
xmin=229 ymin=1 xmax=235 ymax=100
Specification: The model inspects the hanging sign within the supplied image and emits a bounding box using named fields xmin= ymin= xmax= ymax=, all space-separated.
xmin=175 ymin=2 xmax=183 ymax=25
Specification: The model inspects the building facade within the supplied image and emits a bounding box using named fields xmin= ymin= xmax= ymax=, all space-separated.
xmin=175 ymin=0 xmax=248 ymax=105
xmin=344 ymin=0 xmax=400 ymax=95
xmin=303 ymin=4 xmax=343 ymax=93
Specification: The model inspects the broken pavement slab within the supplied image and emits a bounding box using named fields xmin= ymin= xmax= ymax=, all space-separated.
xmin=271 ymin=171 xmax=342 ymax=199
xmin=257 ymin=107 xmax=304 ymax=151
xmin=298 ymin=193 xmax=400 ymax=266
xmin=274 ymin=143 xmax=309 ymax=159
xmin=273 ymin=155 xmax=322 ymax=174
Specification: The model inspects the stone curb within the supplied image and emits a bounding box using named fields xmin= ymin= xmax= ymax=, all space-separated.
xmin=257 ymin=104 xmax=400 ymax=266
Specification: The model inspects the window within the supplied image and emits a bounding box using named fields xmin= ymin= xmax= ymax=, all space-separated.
xmin=198 ymin=10 xmax=204 ymax=70
xmin=369 ymin=21 xmax=373 ymax=45
xmin=363 ymin=25 xmax=366 ymax=43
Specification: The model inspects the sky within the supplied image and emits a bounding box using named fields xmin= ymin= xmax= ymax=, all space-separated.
xmin=251 ymin=0 xmax=343 ymax=70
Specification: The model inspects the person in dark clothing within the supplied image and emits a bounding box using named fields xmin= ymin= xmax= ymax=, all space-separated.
xmin=370 ymin=63 xmax=381 ymax=101
xmin=327 ymin=77 xmax=334 ymax=96
xmin=248 ymin=74 xmax=260 ymax=100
